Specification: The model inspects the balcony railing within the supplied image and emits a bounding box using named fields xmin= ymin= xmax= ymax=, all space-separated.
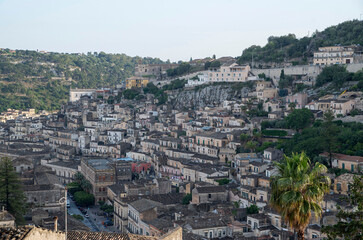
xmin=128 ymin=213 xmax=138 ymax=223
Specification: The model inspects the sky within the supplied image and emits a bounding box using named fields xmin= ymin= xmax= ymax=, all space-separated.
xmin=0 ymin=0 xmax=362 ymax=61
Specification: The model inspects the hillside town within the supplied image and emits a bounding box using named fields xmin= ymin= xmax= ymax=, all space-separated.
xmin=0 ymin=47 xmax=362 ymax=240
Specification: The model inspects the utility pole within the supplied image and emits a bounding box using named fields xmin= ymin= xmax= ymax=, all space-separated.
xmin=65 ymin=187 xmax=67 ymax=240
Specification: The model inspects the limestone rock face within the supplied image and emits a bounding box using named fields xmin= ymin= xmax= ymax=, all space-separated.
xmin=172 ymin=85 xmax=250 ymax=110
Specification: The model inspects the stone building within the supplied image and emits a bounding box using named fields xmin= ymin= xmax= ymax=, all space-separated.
xmin=80 ymin=158 xmax=116 ymax=203
xmin=191 ymin=185 xmax=228 ymax=204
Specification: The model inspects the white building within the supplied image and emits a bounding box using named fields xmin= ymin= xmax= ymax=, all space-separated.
xmin=69 ymin=89 xmax=95 ymax=102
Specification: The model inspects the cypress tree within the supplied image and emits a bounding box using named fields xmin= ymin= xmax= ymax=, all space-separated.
xmin=0 ymin=157 xmax=27 ymax=223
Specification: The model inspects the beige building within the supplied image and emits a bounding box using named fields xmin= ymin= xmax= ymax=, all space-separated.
xmin=135 ymin=64 xmax=178 ymax=79
xmin=320 ymin=152 xmax=363 ymax=173
xmin=126 ymin=76 xmax=149 ymax=89
xmin=306 ymin=99 xmax=355 ymax=116
xmin=313 ymin=46 xmax=355 ymax=66
xmin=80 ymin=159 xmax=115 ymax=203
xmin=0 ymin=210 xmax=15 ymax=228
xmin=334 ymin=173 xmax=355 ymax=195
xmin=208 ymin=63 xmax=250 ymax=82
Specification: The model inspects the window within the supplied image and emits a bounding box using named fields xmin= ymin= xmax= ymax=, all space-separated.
xmin=342 ymin=163 xmax=345 ymax=170
xmin=337 ymin=183 xmax=342 ymax=191
xmin=351 ymin=164 xmax=354 ymax=172
xmin=208 ymin=194 xmax=212 ymax=198
xmin=204 ymin=232 xmax=208 ymax=237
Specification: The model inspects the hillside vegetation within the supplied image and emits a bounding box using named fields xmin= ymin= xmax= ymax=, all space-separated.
xmin=237 ymin=20 xmax=363 ymax=65
xmin=0 ymin=49 xmax=163 ymax=111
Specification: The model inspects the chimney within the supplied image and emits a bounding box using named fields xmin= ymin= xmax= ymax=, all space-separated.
xmin=53 ymin=216 xmax=58 ymax=232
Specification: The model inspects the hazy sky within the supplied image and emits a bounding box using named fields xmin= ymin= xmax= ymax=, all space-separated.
xmin=0 ymin=0 xmax=362 ymax=61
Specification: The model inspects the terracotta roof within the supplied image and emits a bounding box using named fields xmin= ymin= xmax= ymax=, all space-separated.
xmin=0 ymin=227 xmax=32 ymax=240
xmin=320 ymin=153 xmax=363 ymax=163
xmin=67 ymin=231 xmax=158 ymax=240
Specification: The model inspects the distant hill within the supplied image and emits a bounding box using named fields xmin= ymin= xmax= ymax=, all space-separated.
xmin=0 ymin=50 xmax=163 ymax=111
xmin=237 ymin=20 xmax=363 ymax=65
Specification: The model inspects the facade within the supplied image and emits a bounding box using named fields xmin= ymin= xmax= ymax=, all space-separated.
xmin=126 ymin=77 xmax=149 ymax=89
xmin=80 ymin=159 xmax=115 ymax=203
xmin=0 ymin=210 xmax=15 ymax=228
xmin=333 ymin=173 xmax=355 ymax=195
xmin=208 ymin=63 xmax=250 ymax=82
xmin=285 ymin=93 xmax=308 ymax=109
xmin=69 ymin=89 xmax=95 ymax=102
xmin=313 ymin=46 xmax=355 ymax=66
xmin=320 ymin=152 xmax=363 ymax=173
xmin=306 ymin=99 xmax=355 ymax=116
xmin=135 ymin=64 xmax=178 ymax=79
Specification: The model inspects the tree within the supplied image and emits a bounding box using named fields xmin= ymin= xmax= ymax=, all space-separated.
xmin=288 ymin=102 xmax=296 ymax=111
xmin=321 ymin=110 xmax=339 ymax=167
xmin=0 ymin=157 xmax=27 ymax=223
xmin=315 ymin=65 xmax=351 ymax=88
xmin=182 ymin=194 xmax=192 ymax=205
xmin=74 ymin=191 xmax=95 ymax=207
xmin=245 ymin=141 xmax=258 ymax=153
xmin=240 ymin=133 xmax=249 ymax=142
xmin=322 ymin=175 xmax=363 ymax=240
xmin=270 ymin=153 xmax=331 ymax=240
xmin=247 ymin=204 xmax=259 ymax=214
xmin=286 ymin=109 xmax=314 ymax=131
xmin=280 ymin=69 xmax=285 ymax=80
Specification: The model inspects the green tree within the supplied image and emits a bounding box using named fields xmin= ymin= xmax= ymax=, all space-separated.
xmin=0 ymin=157 xmax=27 ymax=223
xmin=321 ymin=110 xmax=339 ymax=167
xmin=245 ymin=141 xmax=258 ymax=153
xmin=280 ymin=69 xmax=285 ymax=80
xmin=182 ymin=194 xmax=192 ymax=205
xmin=239 ymin=133 xmax=249 ymax=142
xmin=322 ymin=175 xmax=363 ymax=240
xmin=247 ymin=204 xmax=259 ymax=214
xmin=315 ymin=65 xmax=351 ymax=88
xmin=288 ymin=102 xmax=296 ymax=110
xmin=74 ymin=191 xmax=95 ymax=207
xmin=286 ymin=108 xmax=314 ymax=131
xmin=270 ymin=152 xmax=331 ymax=240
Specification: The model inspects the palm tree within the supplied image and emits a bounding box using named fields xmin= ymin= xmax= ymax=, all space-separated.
xmin=270 ymin=152 xmax=331 ymax=240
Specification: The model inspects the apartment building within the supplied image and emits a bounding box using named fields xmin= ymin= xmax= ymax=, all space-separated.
xmin=208 ymin=63 xmax=250 ymax=82
xmin=313 ymin=46 xmax=355 ymax=66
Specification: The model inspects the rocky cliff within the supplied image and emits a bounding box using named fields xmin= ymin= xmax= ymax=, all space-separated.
xmin=171 ymin=84 xmax=251 ymax=110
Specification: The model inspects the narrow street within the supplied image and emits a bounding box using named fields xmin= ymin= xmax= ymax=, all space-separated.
xmin=67 ymin=196 xmax=115 ymax=232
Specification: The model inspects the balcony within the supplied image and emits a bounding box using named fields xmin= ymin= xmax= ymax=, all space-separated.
xmin=128 ymin=213 xmax=138 ymax=223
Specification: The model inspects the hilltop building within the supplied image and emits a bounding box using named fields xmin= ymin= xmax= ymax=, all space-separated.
xmin=208 ymin=63 xmax=250 ymax=82
xmin=313 ymin=46 xmax=355 ymax=66
xmin=126 ymin=76 xmax=149 ymax=89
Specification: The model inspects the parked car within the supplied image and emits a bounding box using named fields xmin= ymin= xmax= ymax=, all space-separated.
xmin=85 ymin=214 xmax=89 ymax=218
